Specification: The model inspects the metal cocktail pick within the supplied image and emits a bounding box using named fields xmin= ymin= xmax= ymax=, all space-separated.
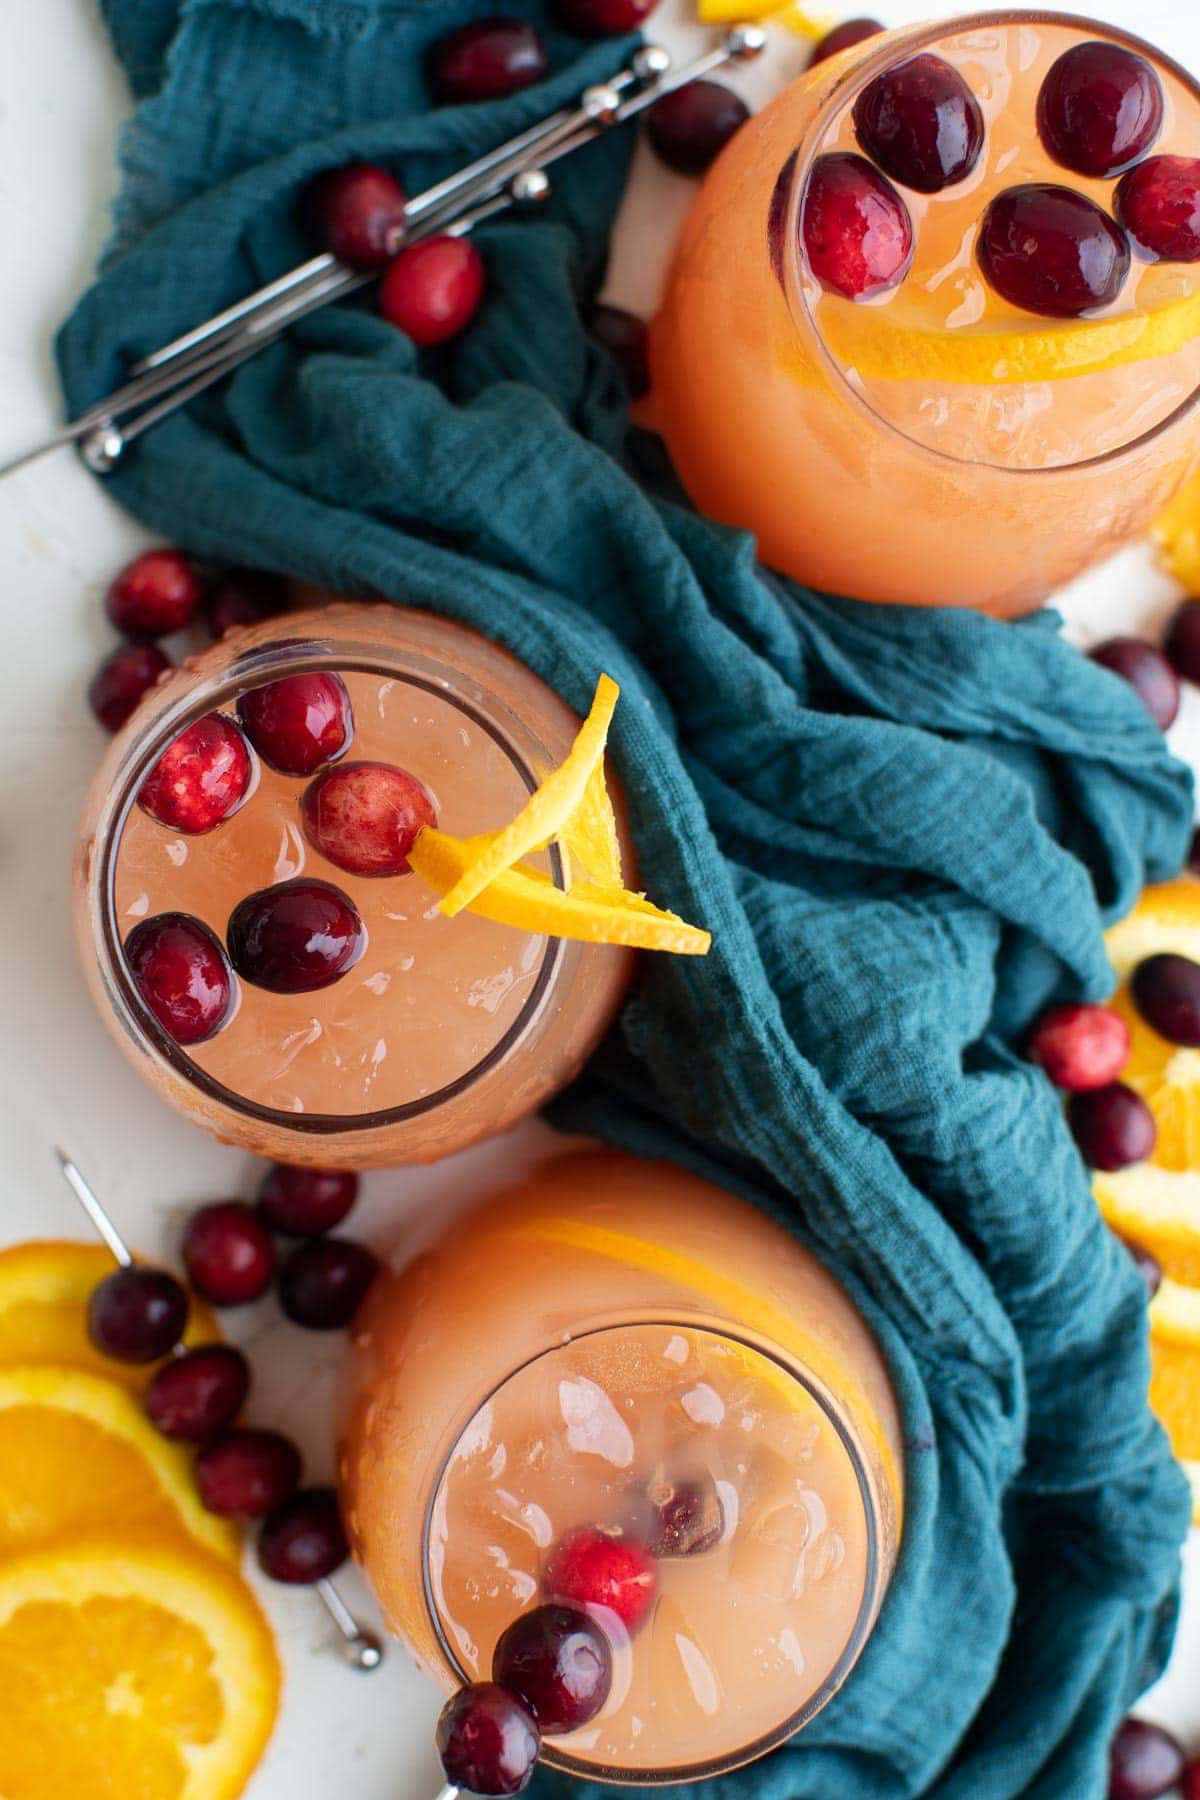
xmin=52 ymin=1147 xmax=384 ymax=1673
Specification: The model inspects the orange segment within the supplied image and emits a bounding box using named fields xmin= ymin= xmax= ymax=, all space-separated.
xmin=561 ymin=760 xmax=624 ymax=888
xmin=1150 ymin=1276 xmax=1200 ymax=1350
xmin=697 ymin=0 xmax=832 ymax=36
xmin=1093 ymin=1167 xmax=1200 ymax=1285
xmin=1150 ymin=1337 xmax=1200 ymax=1463
xmin=1105 ymin=877 xmax=1200 ymax=984
xmin=0 ymin=1542 xmax=279 ymax=1800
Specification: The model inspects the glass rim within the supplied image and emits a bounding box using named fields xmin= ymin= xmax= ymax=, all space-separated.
xmin=781 ymin=7 xmax=1200 ymax=477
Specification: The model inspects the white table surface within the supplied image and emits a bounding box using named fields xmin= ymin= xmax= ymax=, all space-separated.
xmin=2 ymin=0 xmax=1199 ymax=1792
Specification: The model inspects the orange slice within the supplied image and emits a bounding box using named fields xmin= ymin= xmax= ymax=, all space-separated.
xmin=1093 ymin=1167 xmax=1200 ymax=1286
xmin=1150 ymin=1276 xmax=1200 ymax=1350
xmin=561 ymin=760 xmax=624 ymax=888
xmin=1110 ymin=986 xmax=1200 ymax=1175
xmin=698 ymin=1 xmax=832 ymax=35
xmin=0 ymin=1541 xmax=279 ymax=1800
xmin=1105 ymin=877 xmax=1200 ymax=984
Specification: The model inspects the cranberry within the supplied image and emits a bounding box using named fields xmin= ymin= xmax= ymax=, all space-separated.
xmin=227 ymin=878 xmax=366 ymax=994
xmin=853 ymin=54 xmax=984 ymax=194
xmin=205 ymin=568 xmax=288 ymax=639
xmin=1109 ymin=1717 xmax=1185 ymax=1800
xmin=810 ymin=18 xmax=883 ymax=67
xmin=1090 ymin=638 xmax=1180 ymax=732
xmin=978 ymin=185 xmax=1130 ymax=319
xmin=183 ymin=1202 xmax=276 ymax=1307
xmin=1165 ymin=598 xmax=1200 ymax=683
xmin=544 ymin=1527 xmax=657 ymax=1632
xmin=379 ymin=236 xmax=485 ymax=347
xmin=437 ymin=1683 xmax=541 ymax=1797
xmin=1121 ymin=1237 xmax=1163 ymax=1301
xmin=124 ymin=913 xmax=234 ymax=1047
xmin=644 ymin=81 xmax=750 ymax=178
xmin=801 ymin=153 xmax=913 ymax=301
xmin=89 ymin=643 xmax=171 ymax=733
xmin=145 ymin=1344 xmax=250 ymax=1441
xmin=87 ymin=1266 xmax=189 ymax=1364
xmin=587 ymin=303 xmax=649 ymax=399
xmin=646 ymin=1475 xmax=725 ymax=1558
xmin=308 ymin=163 xmax=406 ymax=269
xmin=1183 ymin=1756 xmax=1200 ymax=1800
xmin=1118 ymin=156 xmax=1200 ymax=263
xmin=493 ymin=1603 xmax=612 ymax=1735
xmin=138 ymin=714 xmax=253 ymax=834
xmin=430 ymin=18 xmax=549 ymax=104
xmin=258 ymin=1486 xmax=349 ymax=1583
xmin=1027 ymin=1003 xmax=1130 ymax=1092
xmin=1038 ymin=42 xmax=1163 ymax=180
xmin=1067 ymin=1083 xmax=1156 ymax=1172
xmin=277 ymin=1238 xmax=378 ymax=1330
xmin=237 ymin=673 xmax=353 ymax=777
xmin=1190 ymin=827 xmax=1200 ymax=877
xmin=105 ymin=549 xmax=204 ymax=639
xmin=300 ymin=760 xmax=436 ymax=877
xmin=1132 ymin=952 xmax=1200 ymax=1046
xmin=257 ymin=1164 xmax=359 ymax=1237
xmin=195 ymin=1428 xmax=302 ymax=1519
xmin=552 ymin=0 xmax=659 ymax=36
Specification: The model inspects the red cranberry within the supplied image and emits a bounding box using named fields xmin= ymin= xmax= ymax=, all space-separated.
xmin=1183 ymin=1756 xmax=1200 ymax=1800
xmin=145 ymin=1344 xmax=250 ymax=1441
xmin=437 ymin=1683 xmax=541 ymax=1797
xmin=205 ymin=568 xmax=288 ymax=639
xmin=430 ymin=18 xmax=549 ymax=104
xmin=552 ymin=0 xmax=659 ymax=35
xmin=1067 ymin=1083 xmax=1156 ymax=1172
xmin=258 ymin=1486 xmax=349 ymax=1583
xmin=492 ymin=1603 xmax=612 ymax=1735
xmin=1165 ymin=597 xmax=1200 ymax=683
xmin=1121 ymin=1238 xmax=1163 ymax=1301
xmin=1131 ymin=952 xmax=1200 ymax=1046
xmin=277 ymin=1238 xmax=378 ymax=1330
xmin=1037 ymin=42 xmax=1163 ymax=180
xmin=257 ymin=1164 xmax=359 ymax=1236
xmin=979 ymin=185 xmax=1130 ymax=319
xmin=105 ymin=549 xmax=204 ymax=639
xmin=801 ymin=153 xmax=913 ymax=301
xmin=183 ymin=1202 xmax=276 ymax=1307
xmin=237 ymin=673 xmax=353 ymax=777
xmin=138 ymin=714 xmax=253 ymax=834
xmin=644 ymin=81 xmax=750 ymax=178
xmin=300 ymin=760 xmax=436 ymax=877
xmin=195 ymin=1428 xmax=302 ymax=1519
xmin=1090 ymin=638 xmax=1180 ymax=732
xmin=1027 ymin=1003 xmax=1130 ymax=1092
xmin=379 ymin=236 xmax=485 ymax=347
xmin=1118 ymin=156 xmax=1200 ymax=263
xmin=646 ymin=1476 xmax=724 ymax=1558
xmin=587 ymin=303 xmax=649 ymax=399
xmin=89 ymin=643 xmax=171 ymax=733
xmin=227 ymin=878 xmax=366 ymax=994
xmin=308 ymin=163 xmax=406 ymax=269
xmin=87 ymin=1266 xmax=189 ymax=1364
xmin=544 ymin=1527 xmax=658 ymax=1632
xmin=853 ymin=54 xmax=984 ymax=194
xmin=1190 ymin=827 xmax=1200 ymax=877
xmin=810 ymin=18 xmax=883 ymax=67
xmin=1109 ymin=1717 xmax=1185 ymax=1800
xmin=125 ymin=913 xmax=234 ymax=1046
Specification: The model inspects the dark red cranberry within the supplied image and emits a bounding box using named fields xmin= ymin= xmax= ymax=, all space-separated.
xmin=1089 ymin=638 xmax=1180 ymax=732
xmin=1118 ymin=156 xmax=1200 ymax=263
xmin=183 ymin=1202 xmax=276 ymax=1307
xmin=379 ymin=236 xmax=485 ymax=347
xmin=89 ymin=643 xmax=171 ymax=733
xmin=1109 ymin=1716 xmax=1185 ymax=1800
xmin=809 ymin=18 xmax=883 ymax=67
xmin=552 ymin=0 xmax=659 ymax=35
xmin=1121 ymin=1238 xmax=1163 ymax=1301
xmin=87 ymin=1266 xmax=189 ymax=1364
xmin=205 ymin=568 xmax=288 ymax=640
xmin=646 ymin=1475 xmax=725 ymax=1558
xmin=105 ymin=549 xmax=204 ymax=639
xmin=853 ymin=54 xmax=984 ymax=193
xmin=258 ymin=1486 xmax=349 ymax=1583
xmin=1067 ymin=1083 xmax=1156 ymax=1172
xmin=1165 ymin=597 xmax=1200 ymax=683
xmin=236 ymin=673 xmax=353 ymax=777
xmin=1183 ymin=1756 xmax=1200 ymax=1800
xmin=544 ymin=1527 xmax=658 ymax=1632
xmin=437 ymin=1683 xmax=541 ymax=1798
xmin=125 ymin=913 xmax=234 ymax=1047
xmin=644 ymin=81 xmax=750 ymax=178
xmin=1037 ymin=41 xmax=1163 ymax=180
xmin=493 ymin=1603 xmax=612 ymax=1735
xmin=138 ymin=714 xmax=253 ymax=834
xmin=300 ymin=761 xmax=436 ymax=877
xmin=801 ymin=153 xmax=913 ymax=301
xmin=308 ymin=163 xmax=406 ymax=269
xmin=277 ymin=1238 xmax=378 ymax=1330
xmin=430 ymin=18 xmax=549 ymax=104
xmin=586 ymin=303 xmax=649 ymax=399
xmin=1189 ymin=827 xmax=1200 ymax=877
xmin=226 ymin=878 xmax=366 ymax=994
xmin=195 ymin=1428 xmax=302 ymax=1519
xmin=145 ymin=1344 xmax=250 ymax=1441
xmin=978 ymin=185 xmax=1130 ymax=319
xmin=1027 ymin=1003 xmax=1130 ymax=1092
xmin=1131 ymin=952 xmax=1200 ymax=1046
xmin=257 ymin=1164 xmax=359 ymax=1237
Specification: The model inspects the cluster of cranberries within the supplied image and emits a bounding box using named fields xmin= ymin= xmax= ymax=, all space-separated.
xmin=1089 ymin=591 xmax=1200 ymax=736
xmin=798 ymin=34 xmax=1200 ymax=316
xmin=1109 ymin=1715 xmax=1199 ymax=1800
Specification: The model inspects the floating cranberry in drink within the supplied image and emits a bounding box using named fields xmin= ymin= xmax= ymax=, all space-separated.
xmin=379 ymin=236 xmax=486 ymax=347
xmin=853 ymin=54 xmax=984 ymax=193
xmin=1027 ymin=1003 xmax=1130 ymax=1093
xmin=227 ymin=877 xmax=366 ymax=994
xmin=544 ymin=1526 xmax=658 ymax=1631
xmin=1131 ymin=952 xmax=1200 ymax=1046
xmin=89 ymin=643 xmax=171 ymax=732
xmin=277 ymin=1238 xmax=378 ymax=1329
xmin=801 ymin=153 xmax=914 ymax=301
xmin=145 ymin=1343 xmax=251 ymax=1441
xmin=437 ymin=1683 xmax=541 ymax=1797
xmin=809 ymin=18 xmax=883 ymax=68
xmin=308 ymin=163 xmax=406 ymax=269
xmin=205 ymin=567 xmax=288 ymax=639
xmin=257 ymin=1164 xmax=359 ymax=1237
xmin=300 ymin=760 xmax=436 ymax=877
xmin=552 ymin=0 xmax=659 ymax=36
xmin=1109 ymin=1716 xmax=1185 ymax=1800
xmin=978 ymin=185 xmax=1131 ymax=318
xmin=237 ymin=672 xmax=353 ymax=776
xmin=87 ymin=1265 xmax=189 ymax=1364
xmin=645 ymin=1472 xmax=725 ymax=1558
xmin=124 ymin=913 xmax=234 ymax=1046
xmin=138 ymin=714 xmax=253 ymax=833
xmin=1037 ymin=41 xmax=1163 ymax=178
xmin=493 ymin=1603 xmax=613 ymax=1734
xmin=645 ymin=81 xmax=750 ymax=178
xmin=195 ymin=1428 xmax=302 ymax=1519
xmin=1089 ymin=638 xmax=1180 ymax=732
xmin=1118 ymin=156 xmax=1200 ymax=263
xmin=1066 ymin=1082 xmax=1156 ymax=1172
xmin=258 ymin=1486 xmax=349 ymax=1583
xmin=429 ymin=17 xmax=549 ymax=105
xmin=183 ymin=1201 xmax=276 ymax=1306
xmin=106 ymin=549 xmax=204 ymax=640
xmin=586 ymin=303 xmax=650 ymax=399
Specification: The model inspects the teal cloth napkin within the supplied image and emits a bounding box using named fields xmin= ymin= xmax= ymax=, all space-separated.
xmin=60 ymin=3 xmax=1195 ymax=1794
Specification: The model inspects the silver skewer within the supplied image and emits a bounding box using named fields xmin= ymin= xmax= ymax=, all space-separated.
xmin=51 ymin=1146 xmax=384 ymax=1672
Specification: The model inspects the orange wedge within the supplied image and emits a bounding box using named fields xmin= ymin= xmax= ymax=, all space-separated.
xmin=562 ymin=759 xmax=624 ymax=888
xmin=1150 ymin=1276 xmax=1200 ymax=1350
xmin=697 ymin=0 xmax=832 ymax=36
xmin=0 ymin=1541 xmax=279 ymax=1800
xmin=1094 ymin=1167 xmax=1200 ymax=1286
